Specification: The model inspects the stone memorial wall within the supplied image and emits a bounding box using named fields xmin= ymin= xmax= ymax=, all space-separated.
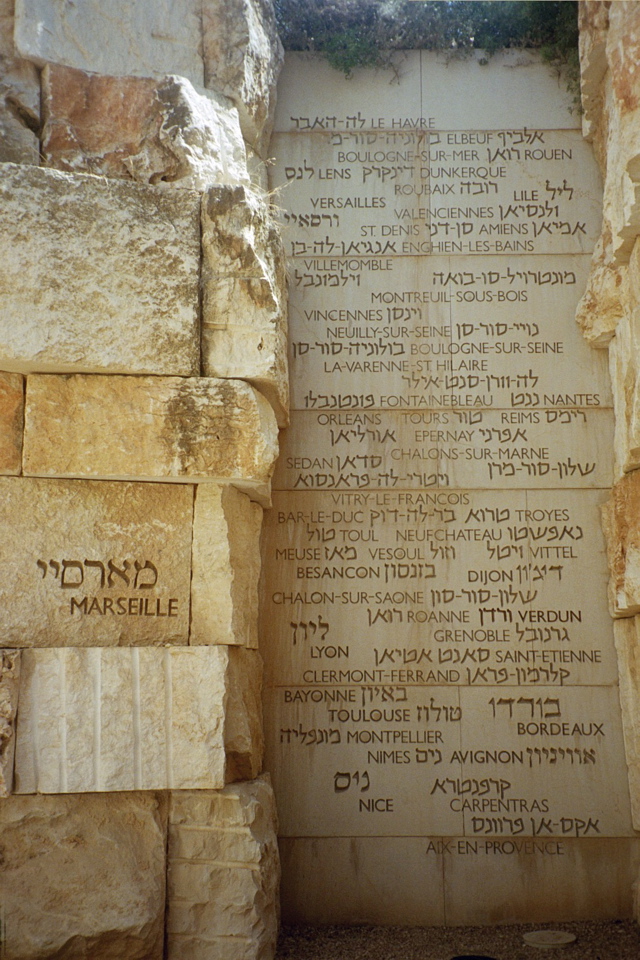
xmin=262 ymin=48 xmax=640 ymax=924
xmin=0 ymin=1 xmax=285 ymax=958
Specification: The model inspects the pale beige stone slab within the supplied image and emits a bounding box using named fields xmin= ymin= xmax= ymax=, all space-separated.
xmin=225 ymin=647 xmax=264 ymax=782
xmin=0 ymin=476 xmax=193 ymax=647
xmin=260 ymin=489 xmax=618 ymax=689
xmin=202 ymin=184 xmax=289 ymax=425
xmin=275 ymin=51 xmax=578 ymax=134
xmin=191 ymin=484 xmax=262 ymax=648
xmin=42 ymin=65 xmax=249 ymax=190
xmin=272 ymin=130 xmax=601 ymax=257
xmin=167 ymin=777 xmax=279 ymax=960
xmin=14 ymin=646 xmax=229 ymax=792
xmin=0 ymin=792 xmax=166 ymax=960
xmin=279 ymin=837 xmax=445 ymax=925
xmin=602 ymin=472 xmax=640 ymax=616
xmin=579 ymin=1 xmax=609 ymax=141
xmin=23 ymin=375 xmax=278 ymax=505
xmin=613 ymin=617 xmax=640 ymax=831
xmin=264 ymin=685 xmax=463 ymax=838
xmin=575 ymin=231 xmax=626 ymax=346
xmin=284 ymin=254 xmax=610 ymax=410
xmin=202 ymin=0 xmax=284 ymax=156
xmin=0 ymin=371 xmax=23 ymax=474
xmin=0 ymin=0 xmax=39 ymax=164
xmin=0 ymin=163 xmax=200 ymax=376
xmin=443 ymin=837 xmax=640 ymax=924
xmin=0 ymin=649 xmax=19 ymax=796
xmin=14 ymin=0 xmax=205 ymax=85
xmin=458 ymin=686 xmax=634 ymax=839
xmin=272 ymin=409 xmax=614 ymax=491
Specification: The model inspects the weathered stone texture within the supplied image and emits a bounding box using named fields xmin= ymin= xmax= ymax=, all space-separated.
xmin=0 ymin=792 xmax=166 ymax=960
xmin=0 ymin=0 xmax=39 ymax=164
xmin=0 ymin=370 xmax=23 ymax=474
xmin=579 ymin=0 xmax=610 ymax=142
xmin=14 ymin=0 xmax=205 ymax=86
xmin=203 ymin=0 xmax=284 ymax=155
xmin=13 ymin=646 xmax=232 ymax=792
xmin=0 ymin=648 xmax=20 ymax=796
xmin=614 ymin=617 xmax=640 ymax=831
xmin=191 ymin=484 xmax=262 ymax=647
xmin=225 ymin=647 xmax=264 ymax=782
xmin=0 ymin=477 xmax=193 ymax=647
xmin=22 ymin=375 xmax=278 ymax=505
xmin=42 ymin=65 xmax=249 ymax=190
xmin=603 ymin=471 xmax=640 ymax=616
xmin=167 ymin=777 xmax=280 ymax=960
xmin=202 ymin=185 xmax=289 ymax=425
xmin=0 ymin=163 xmax=200 ymax=376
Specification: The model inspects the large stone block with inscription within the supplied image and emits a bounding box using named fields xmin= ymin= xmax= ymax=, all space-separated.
xmin=0 ymin=477 xmax=193 ymax=647
xmin=191 ymin=484 xmax=262 ymax=648
xmin=0 ymin=0 xmax=39 ymax=164
xmin=14 ymin=0 xmax=205 ymax=86
xmin=0 ymin=792 xmax=166 ymax=960
xmin=0 ymin=371 xmax=23 ymax=475
xmin=166 ymin=776 xmax=279 ymax=960
xmin=602 ymin=471 xmax=640 ymax=616
xmin=0 ymin=163 xmax=200 ymax=376
xmin=202 ymin=184 xmax=289 ymax=426
xmin=202 ymin=0 xmax=284 ymax=155
xmin=22 ymin=375 xmax=278 ymax=505
xmin=42 ymin=65 xmax=249 ymax=191
xmin=0 ymin=649 xmax=19 ymax=797
xmin=13 ymin=645 xmax=262 ymax=793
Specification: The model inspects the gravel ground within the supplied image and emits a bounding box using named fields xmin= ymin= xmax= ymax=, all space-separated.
xmin=276 ymin=920 xmax=640 ymax=960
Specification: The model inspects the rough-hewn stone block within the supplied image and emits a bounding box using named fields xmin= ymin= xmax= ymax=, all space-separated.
xmin=0 ymin=163 xmax=200 ymax=376
xmin=0 ymin=371 xmax=23 ymax=474
xmin=0 ymin=0 xmax=39 ymax=164
xmin=13 ymin=646 xmax=233 ymax=792
xmin=0 ymin=648 xmax=19 ymax=796
xmin=0 ymin=792 xmax=166 ymax=960
xmin=603 ymin=471 xmax=640 ymax=616
xmin=202 ymin=185 xmax=289 ymax=425
xmin=203 ymin=0 xmax=284 ymax=155
xmin=614 ymin=617 xmax=640 ymax=831
xmin=225 ymin=647 xmax=263 ymax=782
xmin=22 ymin=375 xmax=278 ymax=505
xmin=42 ymin=65 xmax=249 ymax=190
xmin=166 ymin=777 xmax=279 ymax=960
xmin=15 ymin=0 xmax=204 ymax=85
xmin=0 ymin=476 xmax=193 ymax=647
xmin=191 ymin=484 xmax=262 ymax=647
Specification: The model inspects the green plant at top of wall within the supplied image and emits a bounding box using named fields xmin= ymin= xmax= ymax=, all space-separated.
xmin=274 ymin=0 xmax=579 ymax=101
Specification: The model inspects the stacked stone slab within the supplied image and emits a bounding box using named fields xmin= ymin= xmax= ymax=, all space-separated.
xmin=578 ymin=0 xmax=640 ymax=915
xmin=0 ymin=1 xmax=284 ymax=957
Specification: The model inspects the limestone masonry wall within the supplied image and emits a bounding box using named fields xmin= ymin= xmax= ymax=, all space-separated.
xmin=579 ymin=0 xmax=640 ymax=918
xmin=0 ymin=1 xmax=285 ymax=957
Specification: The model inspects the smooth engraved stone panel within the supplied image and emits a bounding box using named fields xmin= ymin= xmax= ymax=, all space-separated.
xmin=14 ymin=0 xmax=205 ymax=85
xmin=0 ymin=650 xmax=20 ymax=797
xmin=443 ymin=838 xmax=640 ymax=924
xmin=191 ymin=485 xmax=262 ymax=648
xmin=0 ymin=372 xmax=24 ymax=475
xmin=272 ymin=409 xmax=614 ymax=491
xmin=272 ymin=130 xmax=601 ymax=257
xmin=279 ymin=836 xmax=445 ymax=925
xmin=265 ymin=685 xmax=463 ymax=838
xmin=22 ymin=375 xmax=278 ymax=505
xmin=14 ymin=646 xmax=229 ymax=793
xmin=0 ymin=477 xmax=193 ymax=647
xmin=166 ymin=777 xmax=280 ymax=960
xmin=284 ymin=255 xmax=610 ymax=409
xmin=0 ymin=792 xmax=167 ymax=960
xmin=260 ymin=489 xmax=617 ymax=689
xmin=274 ymin=51 xmax=578 ymax=133
xmin=458 ymin=686 xmax=634 ymax=839
xmin=0 ymin=163 xmax=200 ymax=376
xmin=42 ymin=65 xmax=249 ymax=190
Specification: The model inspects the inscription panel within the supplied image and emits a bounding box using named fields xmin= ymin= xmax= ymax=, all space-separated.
xmin=264 ymin=51 xmax=631 ymax=923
